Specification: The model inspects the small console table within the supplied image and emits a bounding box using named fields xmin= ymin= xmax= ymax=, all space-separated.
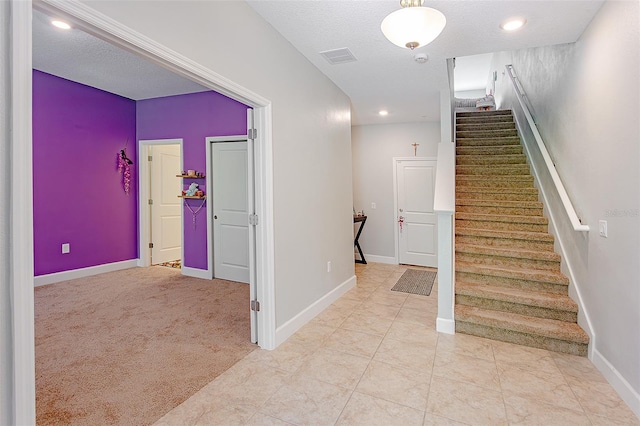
xmin=353 ymin=215 xmax=367 ymax=264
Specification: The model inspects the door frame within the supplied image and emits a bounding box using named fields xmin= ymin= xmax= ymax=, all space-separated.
xmin=11 ymin=2 xmax=277 ymax=423
xmin=392 ymin=156 xmax=438 ymax=265
xmin=138 ymin=139 xmax=184 ymax=268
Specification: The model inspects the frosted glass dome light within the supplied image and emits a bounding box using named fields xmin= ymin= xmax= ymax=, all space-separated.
xmin=381 ymin=5 xmax=446 ymax=50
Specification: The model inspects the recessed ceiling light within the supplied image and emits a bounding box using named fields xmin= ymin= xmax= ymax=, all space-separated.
xmin=51 ymin=20 xmax=71 ymax=30
xmin=500 ymin=19 xmax=526 ymax=31
xmin=379 ymin=110 xmax=389 ymax=116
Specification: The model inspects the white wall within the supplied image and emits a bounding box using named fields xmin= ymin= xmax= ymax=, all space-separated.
xmin=454 ymin=89 xmax=486 ymax=99
xmin=352 ymin=122 xmax=440 ymax=261
xmin=75 ymin=2 xmax=354 ymax=330
xmin=0 ymin=1 xmax=11 ymax=423
xmin=491 ymin=0 xmax=639 ymax=414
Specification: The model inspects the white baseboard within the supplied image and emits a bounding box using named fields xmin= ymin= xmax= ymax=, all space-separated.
xmin=181 ymin=266 xmax=211 ymax=280
xmin=275 ymin=275 xmax=357 ymax=347
xmin=436 ymin=317 xmax=455 ymax=334
xmin=34 ymin=259 xmax=139 ymax=286
xmin=592 ymin=348 xmax=640 ymax=418
xmin=363 ymin=254 xmax=397 ymax=265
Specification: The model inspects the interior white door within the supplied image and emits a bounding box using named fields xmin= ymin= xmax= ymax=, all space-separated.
xmin=150 ymin=144 xmax=182 ymax=264
xmin=213 ymin=141 xmax=250 ymax=283
xmin=396 ymin=159 xmax=438 ymax=267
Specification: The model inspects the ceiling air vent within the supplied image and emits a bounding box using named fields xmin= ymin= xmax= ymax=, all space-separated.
xmin=320 ymin=48 xmax=357 ymax=65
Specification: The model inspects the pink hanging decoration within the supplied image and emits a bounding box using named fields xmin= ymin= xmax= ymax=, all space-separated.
xmin=117 ymin=150 xmax=132 ymax=195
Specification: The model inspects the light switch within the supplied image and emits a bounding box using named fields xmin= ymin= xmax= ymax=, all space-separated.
xmin=62 ymin=243 xmax=70 ymax=254
xmin=599 ymin=220 xmax=607 ymax=238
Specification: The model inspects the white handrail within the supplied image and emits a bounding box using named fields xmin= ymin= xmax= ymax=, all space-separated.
xmin=505 ymin=65 xmax=590 ymax=232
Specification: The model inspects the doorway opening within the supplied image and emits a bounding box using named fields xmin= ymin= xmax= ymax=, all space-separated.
xmin=11 ymin=3 xmax=277 ymax=423
xmin=138 ymin=139 xmax=183 ymax=268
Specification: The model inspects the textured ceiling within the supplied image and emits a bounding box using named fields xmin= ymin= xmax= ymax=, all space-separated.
xmin=33 ymin=9 xmax=210 ymax=100
xmin=247 ymin=0 xmax=604 ymax=125
xmin=33 ymin=1 xmax=604 ymax=125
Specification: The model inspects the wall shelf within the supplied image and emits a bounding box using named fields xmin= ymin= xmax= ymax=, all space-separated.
xmin=178 ymin=195 xmax=206 ymax=200
xmin=176 ymin=174 xmax=205 ymax=178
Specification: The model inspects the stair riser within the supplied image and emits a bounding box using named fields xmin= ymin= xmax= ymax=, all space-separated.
xmin=456 ymin=137 xmax=521 ymax=147
xmin=456 ymin=146 xmax=523 ymax=155
xmin=457 ymin=192 xmax=539 ymax=202
xmin=456 ymin=179 xmax=534 ymax=189
xmin=455 ymin=235 xmax=554 ymax=252
xmin=457 ymin=130 xmax=519 ymax=139
xmin=456 ymin=155 xmax=527 ymax=165
xmin=455 ymin=252 xmax=561 ymax=272
xmin=455 ymin=295 xmax=577 ymax=322
xmin=457 ymin=123 xmax=516 ymax=131
xmin=457 ymin=118 xmax=514 ymax=126
xmin=456 ymin=165 xmax=531 ymax=175
xmin=455 ymin=271 xmax=567 ymax=293
xmin=456 ymin=219 xmax=548 ymax=233
xmin=457 ymin=110 xmax=513 ymax=118
xmin=456 ymin=205 xmax=544 ymax=216
xmin=455 ymin=321 xmax=587 ymax=356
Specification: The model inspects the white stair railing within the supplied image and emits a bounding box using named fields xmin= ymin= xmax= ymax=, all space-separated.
xmin=505 ymin=65 xmax=589 ymax=232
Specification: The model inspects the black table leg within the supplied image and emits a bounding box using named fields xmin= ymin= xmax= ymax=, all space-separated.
xmin=354 ymin=216 xmax=367 ymax=264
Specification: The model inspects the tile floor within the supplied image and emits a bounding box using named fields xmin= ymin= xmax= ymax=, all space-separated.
xmin=155 ymin=263 xmax=639 ymax=425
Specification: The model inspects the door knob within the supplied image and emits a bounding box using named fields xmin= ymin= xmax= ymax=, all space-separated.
xmin=214 ymin=215 xmax=218 ymax=220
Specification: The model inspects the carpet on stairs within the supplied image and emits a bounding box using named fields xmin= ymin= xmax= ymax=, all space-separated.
xmin=453 ymin=109 xmax=589 ymax=356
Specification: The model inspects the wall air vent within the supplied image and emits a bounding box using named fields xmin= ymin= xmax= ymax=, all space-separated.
xmin=320 ymin=48 xmax=357 ymax=65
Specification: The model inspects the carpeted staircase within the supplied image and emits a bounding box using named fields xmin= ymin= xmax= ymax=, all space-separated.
xmin=453 ymin=109 xmax=589 ymax=356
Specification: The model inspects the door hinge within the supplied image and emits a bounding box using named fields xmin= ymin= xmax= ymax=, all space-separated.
xmin=148 ymin=199 xmax=153 ymax=205
xmin=149 ymin=242 xmax=154 ymax=248
xmin=248 ymin=128 xmax=257 ymax=140
xmin=249 ymin=214 xmax=259 ymax=226
xmin=250 ymin=300 xmax=260 ymax=312
xmin=148 ymin=155 xmax=152 ymax=161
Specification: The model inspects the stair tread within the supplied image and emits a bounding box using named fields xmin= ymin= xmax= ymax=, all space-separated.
xmin=455 ymin=243 xmax=560 ymax=262
xmin=456 ymin=227 xmax=555 ymax=242
xmin=455 ymin=305 xmax=589 ymax=344
xmin=456 ymin=282 xmax=578 ymax=312
xmin=456 ymin=144 xmax=522 ymax=150
xmin=456 ymin=261 xmax=568 ymax=285
xmin=457 ymin=175 xmax=533 ymax=181
xmin=456 ymin=212 xmax=548 ymax=224
xmin=457 ymin=187 xmax=539 ymax=194
xmin=456 ymin=199 xmax=543 ymax=208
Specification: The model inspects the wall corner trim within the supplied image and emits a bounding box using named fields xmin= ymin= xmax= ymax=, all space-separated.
xmin=436 ymin=317 xmax=455 ymax=334
xmin=34 ymin=259 xmax=139 ymax=287
xmin=274 ymin=275 xmax=357 ymax=348
xmin=181 ymin=266 xmax=211 ymax=280
xmin=364 ymin=255 xmax=397 ymax=265
xmin=592 ymin=348 xmax=640 ymax=418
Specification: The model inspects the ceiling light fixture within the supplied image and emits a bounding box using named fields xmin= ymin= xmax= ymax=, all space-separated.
xmin=381 ymin=0 xmax=446 ymax=50
xmin=51 ymin=20 xmax=71 ymax=30
xmin=379 ymin=110 xmax=389 ymax=116
xmin=500 ymin=18 xmax=526 ymax=31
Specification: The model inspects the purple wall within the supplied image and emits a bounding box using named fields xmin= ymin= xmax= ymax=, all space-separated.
xmin=33 ymin=70 xmax=138 ymax=275
xmin=136 ymin=92 xmax=249 ymax=270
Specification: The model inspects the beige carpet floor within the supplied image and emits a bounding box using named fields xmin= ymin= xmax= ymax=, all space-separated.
xmin=35 ymin=266 xmax=256 ymax=425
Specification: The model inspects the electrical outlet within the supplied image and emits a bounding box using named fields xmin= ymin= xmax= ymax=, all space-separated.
xmin=327 ymin=261 xmax=331 ymax=273
xmin=371 ymin=202 xmax=377 ymax=210
xmin=62 ymin=243 xmax=70 ymax=254
xmin=599 ymin=220 xmax=608 ymax=238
